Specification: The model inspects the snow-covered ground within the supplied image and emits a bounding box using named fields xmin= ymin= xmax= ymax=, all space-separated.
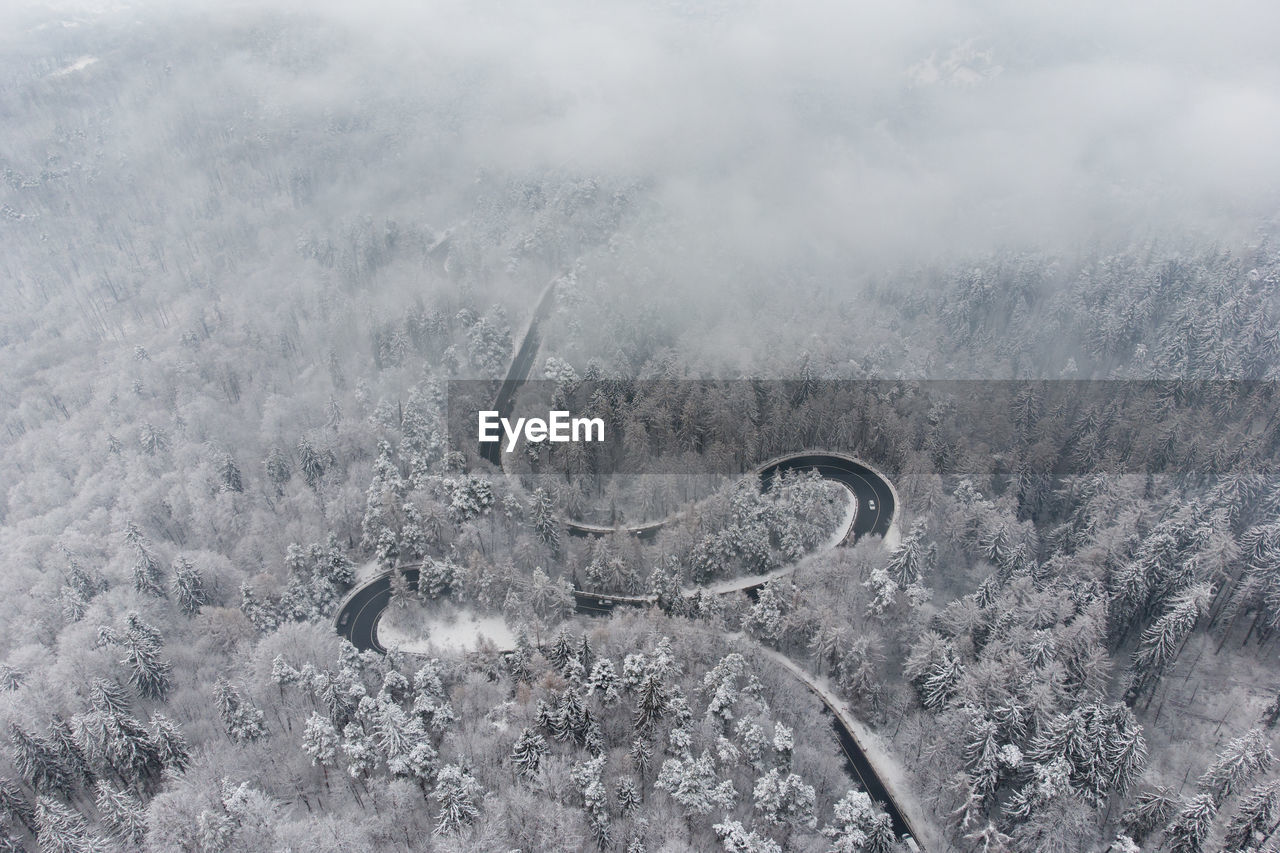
xmin=823 ymin=483 xmax=859 ymax=549
xmin=378 ymin=606 xmax=516 ymax=655
xmin=49 ymin=55 xmax=98 ymax=77
xmin=688 ymin=484 xmax=857 ymax=596
xmin=353 ymin=559 xmax=384 ymax=584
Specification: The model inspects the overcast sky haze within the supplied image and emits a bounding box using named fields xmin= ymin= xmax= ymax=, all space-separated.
xmin=4 ymin=0 xmax=1279 ymax=272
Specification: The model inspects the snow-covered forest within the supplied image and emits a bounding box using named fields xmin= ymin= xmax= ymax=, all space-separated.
xmin=3 ymin=0 xmax=1280 ymax=851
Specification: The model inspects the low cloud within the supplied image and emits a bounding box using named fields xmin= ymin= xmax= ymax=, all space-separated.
xmin=9 ymin=0 xmax=1280 ymax=268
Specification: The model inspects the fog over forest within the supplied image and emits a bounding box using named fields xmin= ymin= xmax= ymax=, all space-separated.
xmin=2 ymin=1 xmax=1280 ymax=852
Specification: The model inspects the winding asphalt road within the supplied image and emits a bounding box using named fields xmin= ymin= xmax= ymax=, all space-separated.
xmin=333 ymin=453 xmax=895 ymax=645
xmin=333 ymin=276 xmax=921 ymax=847
xmin=569 ymin=450 xmax=897 ymax=613
xmin=481 ymin=278 xmax=560 ymax=467
xmin=760 ymin=453 xmax=895 ymax=541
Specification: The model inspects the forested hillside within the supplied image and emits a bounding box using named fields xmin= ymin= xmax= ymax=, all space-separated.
xmin=3 ymin=2 xmax=1280 ymax=852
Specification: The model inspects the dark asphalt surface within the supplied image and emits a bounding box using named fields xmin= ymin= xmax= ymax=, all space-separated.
xmin=481 ymin=279 xmax=560 ymax=467
xmin=759 ymin=453 xmax=896 ymax=541
xmin=337 ymin=567 xmax=422 ymax=654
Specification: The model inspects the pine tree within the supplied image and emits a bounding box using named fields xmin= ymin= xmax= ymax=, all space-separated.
xmin=1098 ymin=834 xmax=1140 ymax=853
xmin=412 ymin=662 xmax=455 ymax=733
xmin=100 ymin=711 xmax=163 ymax=783
xmin=361 ymin=441 xmax=405 ymax=567
xmin=9 ymin=724 xmax=70 ymax=797
xmin=961 ymin=715 xmax=1002 ymax=810
xmin=0 ymin=816 xmax=23 ymax=853
xmin=630 ymin=737 xmax=654 ymax=781
xmin=432 ymin=764 xmax=482 ymax=836
xmin=822 ymin=789 xmax=896 ymax=853
xmin=507 ymin=634 xmax=534 ymax=684
xmin=734 ymin=720 xmax=769 ymax=772
xmin=366 ymin=698 xmax=435 ymax=784
xmin=772 ymin=723 xmax=793 ymax=768
xmin=394 ymin=737 xmax=438 ymax=789
xmin=1121 ymin=785 xmax=1178 ymax=844
xmin=808 ymin=618 xmax=847 ymax=675
xmin=885 ymin=520 xmax=934 ymax=588
xmin=172 ymin=557 xmax=208 ymax=616
xmin=97 ymin=614 xmax=172 ymax=702
xmin=616 ymin=777 xmax=641 ymax=816
xmin=548 ymin=628 xmax=575 ymax=672
xmin=297 ymin=436 xmax=326 ymax=489
xmin=703 ymin=653 xmax=749 ymax=729
xmin=218 ymin=453 xmax=244 ymax=492
xmin=529 ymin=487 xmax=560 ymax=553
xmin=1223 ymin=779 xmax=1280 ymax=851
xmin=633 ymin=672 xmax=668 ymax=738
xmin=35 ymin=796 xmax=93 ymax=853
xmin=571 ymin=755 xmax=612 ymax=849
xmin=124 ymin=522 xmax=165 ymax=599
xmin=137 ymin=422 xmax=168 ymax=456
xmin=713 ymin=819 xmax=783 ymax=853
xmin=212 ymin=678 xmax=267 ymax=743
xmin=388 ymin=567 xmax=413 ymax=609
xmin=752 ymin=768 xmax=816 ymax=833
xmin=239 ymin=582 xmax=280 ymax=633
xmin=1022 ymin=702 xmax=1146 ymax=805
xmin=527 ymin=567 xmax=573 ymax=623
xmin=302 ymin=713 xmax=339 ymax=768
xmin=1198 ymin=727 xmax=1275 ymax=806
xmin=963 ymin=822 xmax=1013 ymax=853
xmin=920 ymin=650 xmax=964 ymax=711
xmin=148 ymin=713 xmax=190 ymax=771
xmin=587 ymin=658 xmax=621 ymax=705
xmin=122 ymin=614 xmax=172 ymax=701
xmin=584 ymin=715 xmax=606 ymax=757
xmin=93 ymin=677 xmax=130 ymax=715
xmin=648 ymin=557 xmax=685 ymax=615
xmin=510 ymin=728 xmax=547 ymax=780
xmin=0 ymin=777 xmax=35 ymax=835
xmin=341 ymin=723 xmax=376 ymax=779
xmin=448 ymin=474 xmax=494 ymax=522
xmin=1004 ymin=758 xmax=1071 ymax=822
xmin=316 ymin=534 xmax=356 ymax=587
xmin=1103 ymin=705 xmax=1149 ymax=798
xmin=417 ymin=558 xmax=455 ymax=600
xmin=655 ymin=752 xmax=737 ymax=819
xmin=395 ymin=736 xmax=438 ymax=790
xmin=1262 ymin=687 xmax=1280 ymax=729
xmin=1164 ymin=793 xmax=1217 ymax=853
xmin=270 ymin=655 xmax=300 ymax=691
xmin=264 ymin=446 xmax=292 ymax=495
xmin=95 ymin=780 xmax=147 ymax=844
xmin=399 ymin=501 xmax=432 ymax=562
xmin=559 ymin=688 xmax=587 ymax=743
xmin=903 ymin=631 xmax=956 ymax=700
xmin=1128 ymin=582 xmax=1213 ymax=700
xmin=59 ymin=559 xmax=105 ymax=624
xmin=46 ymin=717 xmax=91 ymax=789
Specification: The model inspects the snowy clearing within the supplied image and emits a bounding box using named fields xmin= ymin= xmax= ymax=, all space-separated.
xmin=353 ymin=559 xmax=384 ymax=584
xmin=49 ymin=55 xmax=98 ymax=77
xmin=379 ymin=606 xmax=516 ymax=655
